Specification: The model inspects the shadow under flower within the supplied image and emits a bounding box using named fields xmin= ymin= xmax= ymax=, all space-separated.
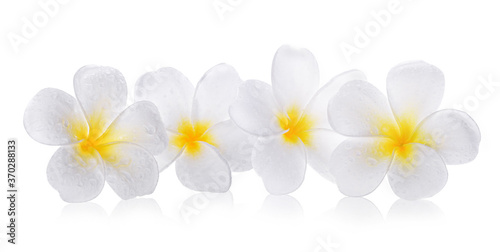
xmin=107 ymin=198 xmax=173 ymax=244
xmin=326 ymin=197 xmax=445 ymax=227
xmin=58 ymin=202 xmax=109 ymax=246
xmin=111 ymin=198 xmax=163 ymax=219
xmin=332 ymin=197 xmax=384 ymax=227
xmin=387 ymin=199 xmax=445 ymax=223
xmin=60 ymin=202 xmax=107 ymax=219
xmin=258 ymin=194 xmax=304 ymax=220
xmin=179 ymin=191 xmax=234 ymax=225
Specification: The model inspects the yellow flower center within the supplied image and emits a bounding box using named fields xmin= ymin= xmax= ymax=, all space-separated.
xmin=376 ymin=114 xmax=430 ymax=168
xmin=171 ymin=119 xmax=216 ymax=156
xmin=382 ymin=117 xmax=418 ymax=157
xmin=278 ymin=106 xmax=315 ymax=146
xmin=67 ymin=110 xmax=116 ymax=161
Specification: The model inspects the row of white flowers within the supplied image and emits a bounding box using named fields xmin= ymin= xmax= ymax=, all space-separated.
xmin=24 ymin=45 xmax=481 ymax=202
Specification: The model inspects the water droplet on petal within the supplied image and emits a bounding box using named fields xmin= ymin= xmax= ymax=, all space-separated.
xmin=367 ymin=157 xmax=377 ymax=166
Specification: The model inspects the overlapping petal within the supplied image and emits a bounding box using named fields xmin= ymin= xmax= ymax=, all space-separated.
xmin=329 ymin=137 xmax=392 ymax=197
xmin=47 ymin=145 xmax=105 ymax=203
xmin=414 ymin=109 xmax=481 ymax=165
xmin=304 ymin=70 xmax=366 ymax=129
xmin=192 ymin=63 xmax=241 ymax=124
xmin=205 ymin=120 xmax=256 ymax=172
xmin=135 ymin=67 xmax=194 ymax=131
xmin=252 ymin=136 xmax=307 ymax=195
xmin=305 ymin=129 xmax=344 ymax=183
xmin=155 ymin=131 xmax=185 ymax=172
xmin=229 ymin=79 xmax=284 ymax=136
xmin=73 ymin=65 xmax=128 ymax=138
xmin=24 ymin=88 xmax=88 ymax=145
xmin=272 ymin=45 xmax=319 ymax=110
xmin=388 ymin=143 xmax=448 ymax=200
xmin=328 ymin=80 xmax=397 ymax=137
xmin=175 ymin=142 xmax=231 ymax=193
xmin=386 ymin=61 xmax=445 ymax=124
xmin=98 ymin=142 xmax=159 ymax=200
xmin=98 ymin=101 xmax=168 ymax=155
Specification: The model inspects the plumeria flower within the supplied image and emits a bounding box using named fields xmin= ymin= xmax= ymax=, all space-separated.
xmin=328 ymin=61 xmax=481 ymax=200
xmin=229 ymin=45 xmax=366 ymax=194
xmin=24 ymin=66 xmax=168 ymax=202
xmin=135 ymin=64 xmax=254 ymax=193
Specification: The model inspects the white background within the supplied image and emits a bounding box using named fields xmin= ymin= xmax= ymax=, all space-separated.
xmin=1 ymin=0 xmax=499 ymax=251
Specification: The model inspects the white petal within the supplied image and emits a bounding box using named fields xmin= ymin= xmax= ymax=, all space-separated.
xmin=73 ymin=65 xmax=128 ymax=137
xmin=304 ymin=70 xmax=366 ymax=129
xmin=99 ymin=101 xmax=168 ymax=155
xmin=329 ymin=137 xmax=392 ymax=197
xmin=414 ymin=109 xmax=481 ymax=165
xmin=24 ymin=88 xmax=87 ymax=145
xmin=388 ymin=143 xmax=448 ymax=200
xmin=386 ymin=61 xmax=445 ymax=124
xmin=98 ymin=143 xmax=159 ymax=200
xmin=155 ymin=131 xmax=185 ymax=171
xmin=229 ymin=79 xmax=284 ymax=136
xmin=272 ymin=45 xmax=319 ymax=110
xmin=328 ymin=80 xmax=397 ymax=137
xmin=47 ymin=145 xmax=105 ymax=203
xmin=205 ymin=120 xmax=256 ymax=172
xmin=305 ymin=129 xmax=344 ymax=183
xmin=175 ymin=142 xmax=231 ymax=192
xmin=135 ymin=67 xmax=194 ymax=131
xmin=192 ymin=64 xmax=242 ymax=124
xmin=252 ymin=135 xmax=307 ymax=195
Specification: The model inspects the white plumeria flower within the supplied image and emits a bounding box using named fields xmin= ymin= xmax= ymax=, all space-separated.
xmin=328 ymin=61 xmax=481 ymax=200
xmin=135 ymin=64 xmax=254 ymax=193
xmin=24 ymin=66 xmax=168 ymax=203
xmin=229 ymin=45 xmax=366 ymax=195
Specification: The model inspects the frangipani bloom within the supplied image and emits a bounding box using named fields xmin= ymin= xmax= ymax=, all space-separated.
xmin=24 ymin=66 xmax=168 ymax=202
xmin=135 ymin=64 xmax=254 ymax=193
xmin=229 ymin=45 xmax=366 ymax=195
xmin=328 ymin=61 xmax=481 ymax=200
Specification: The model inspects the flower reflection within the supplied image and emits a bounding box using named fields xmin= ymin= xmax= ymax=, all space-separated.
xmin=332 ymin=197 xmax=384 ymax=227
xmin=259 ymin=195 xmax=304 ymax=220
xmin=387 ymin=199 xmax=445 ymax=223
xmin=179 ymin=191 xmax=234 ymax=224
